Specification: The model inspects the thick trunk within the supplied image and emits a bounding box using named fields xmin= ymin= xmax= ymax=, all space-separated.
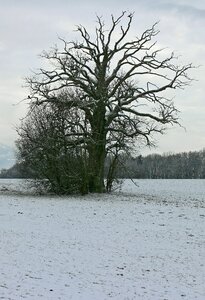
xmin=88 ymin=109 xmax=107 ymax=193
xmin=88 ymin=140 xmax=106 ymax=193
xmin=88 ymin=68 xmax=107 ymax=193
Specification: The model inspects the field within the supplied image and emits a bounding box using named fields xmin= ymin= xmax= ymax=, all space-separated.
xmin=0 ymin=179 xmax=204 ymax=299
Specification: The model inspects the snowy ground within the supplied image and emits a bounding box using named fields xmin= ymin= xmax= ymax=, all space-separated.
xmin=0 ymin=179 xmax=204 ymax=300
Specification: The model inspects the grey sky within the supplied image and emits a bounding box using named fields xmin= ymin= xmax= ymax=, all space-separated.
xmin=0 ymin=0 xmax=204 ymax=155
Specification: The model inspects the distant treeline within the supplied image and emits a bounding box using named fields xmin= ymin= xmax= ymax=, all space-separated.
xmin=1 ymin=149 xmax=205 ymax=179
xmin=119 ymin=149 xmax=205 ymax=179
xmin=0 ymin=163 xmax=35 ymax=179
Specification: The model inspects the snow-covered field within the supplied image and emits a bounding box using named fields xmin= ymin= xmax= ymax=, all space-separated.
xmin=0 ymin=179 xmax=204 ymax=300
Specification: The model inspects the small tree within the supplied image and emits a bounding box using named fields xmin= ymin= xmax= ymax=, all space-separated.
xmin=20 ymin=12 xmax=193 ymax=193
xmin=16 ymin=97 xmax=88 ymax=194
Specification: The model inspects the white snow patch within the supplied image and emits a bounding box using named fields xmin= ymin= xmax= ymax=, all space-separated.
xmin=0 ymin=179 xmax=204 ymax=299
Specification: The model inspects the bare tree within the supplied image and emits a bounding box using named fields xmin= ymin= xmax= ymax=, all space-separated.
xmin=23 ymin=12 xmax=193 ymax=193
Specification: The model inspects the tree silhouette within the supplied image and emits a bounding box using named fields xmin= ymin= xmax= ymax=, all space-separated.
xmin=21 ymin=12 xmax=193 ymax=193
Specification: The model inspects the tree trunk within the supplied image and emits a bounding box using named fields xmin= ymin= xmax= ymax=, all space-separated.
xmin=86 ymin=86 xmax=107 ymax=192
xmin=88 ymin=139 xmax=106 ymax=193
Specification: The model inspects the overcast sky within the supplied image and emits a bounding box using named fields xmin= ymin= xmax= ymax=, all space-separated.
xmin=0 ymin=0 xmax=205 ymax=155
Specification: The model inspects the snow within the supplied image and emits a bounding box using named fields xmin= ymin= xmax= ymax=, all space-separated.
xmin=0 ymin=179 xmax=205 ymax=299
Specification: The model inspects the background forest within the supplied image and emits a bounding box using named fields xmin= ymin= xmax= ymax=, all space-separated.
xmin=1 ymin=149 xmax=205 ymax=180
xmin=118 ymin=149 xmax=205 ymax=179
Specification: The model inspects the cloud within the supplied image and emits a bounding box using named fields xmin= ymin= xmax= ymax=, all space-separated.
xmin=159 ymin=2 xmax=205 ymax=18
xmin=0 ymin=0 xmax=204 ymax=155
